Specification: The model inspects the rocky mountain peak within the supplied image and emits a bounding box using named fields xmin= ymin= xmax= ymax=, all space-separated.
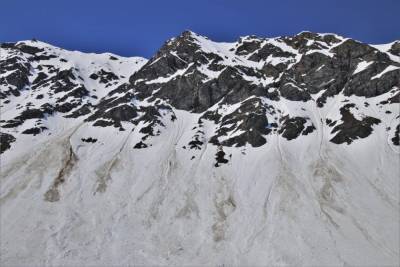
xmin=2 ymin=31 xmax=399 ymax=153
xmin=1 ymin=31 xmax=399 ymax=151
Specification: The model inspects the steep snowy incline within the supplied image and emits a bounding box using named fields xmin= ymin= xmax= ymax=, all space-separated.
xmin=0 ymin=32 xmax=399 ymax=266
xmin=0 ymin=40 xmax=146 ymax=160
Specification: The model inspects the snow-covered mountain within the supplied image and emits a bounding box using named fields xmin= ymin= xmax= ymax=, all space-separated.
xmin=0 ymin=31 xmax=399 ymax=266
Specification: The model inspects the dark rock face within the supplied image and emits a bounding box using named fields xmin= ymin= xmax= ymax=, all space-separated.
xmin=129 ymin=32 xmax=270 ymax=112
xmin=330 ymin=104 xmax=381 ymax=144
xmin=215 ymin=147 xmax=229 ymax=167
xmin=185 ymin=120 xmax=206 ymax=150
xmin=149 ymin=68 xmax=208 ymax=111
xmin=389 ymin=41 xmax=400 ymax=56
xmin=250 ymin=42 xmax=295 ymax=62
xmin=90 ymin=69 xmax=119 ymax=86
xmin=136 ymin=104 xmax=175 ymax=138
xmin=207 ymin=98 xmax=272 ymax=147
xmin=2 ymin=106 xmax=53 ymax=129
xmin=64 ymin=104 xmax=93 ymax=118
xmin=133 ymin=141 xmax=148 ymax=149
xmin=276 ymin=39 xmax=399 ymax=106
xmin=188 ymin=139 xmax=203 ymax=150
xmin=130 ymin=32 xmax=232 ymax=112
xmin=279 ymin=116 xmax=315 ymax=140
xmin=81 ymin=137 xmax=97 ymax=143
xmin=87 ymin=103 xmax=138 ymax=129
xmin=282 ymin=32 xmax=341 ymax=53
xmin=235 ymin=38 xmax=263 ymax=56
xmin=22 ymin=126 xmax=48 ymax=135
xmin=0 ymin=133 xmax=16 ymax=153
xmin=392 ymin=124 xmax=400 ymax=146
xmin=281 ymin=51 xmax=348 ymax=105
xmin=0 ymin=54 xmax=31 ymax=99
xmin=17 ymin=44 xmax=44 ymax=55
xmin=279 ymin=82 xmax=311 ymax=102
xmin=332 ymin=40 xmax=399 ymax=98
xmin=130 ymin=31 xmax=202 ymax=84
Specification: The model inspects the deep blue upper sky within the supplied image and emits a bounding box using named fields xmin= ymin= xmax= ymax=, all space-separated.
xmin=1 ymin=0 xmax=399 ymax=58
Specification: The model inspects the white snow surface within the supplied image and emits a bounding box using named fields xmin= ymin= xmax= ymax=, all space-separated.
xmin=353 ymin=60 xmax=373 ymax=75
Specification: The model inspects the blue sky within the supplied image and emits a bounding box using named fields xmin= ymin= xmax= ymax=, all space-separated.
xmin=1 ymin=0 xmax=399 ymax=58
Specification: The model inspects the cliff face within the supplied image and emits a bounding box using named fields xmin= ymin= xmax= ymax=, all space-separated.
xmin=0 ymin=32 xmax=399 ymax=266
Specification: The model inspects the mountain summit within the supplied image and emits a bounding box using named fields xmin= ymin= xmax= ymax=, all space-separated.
xmin=1 ymin=32 xmax=399 ymax=266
